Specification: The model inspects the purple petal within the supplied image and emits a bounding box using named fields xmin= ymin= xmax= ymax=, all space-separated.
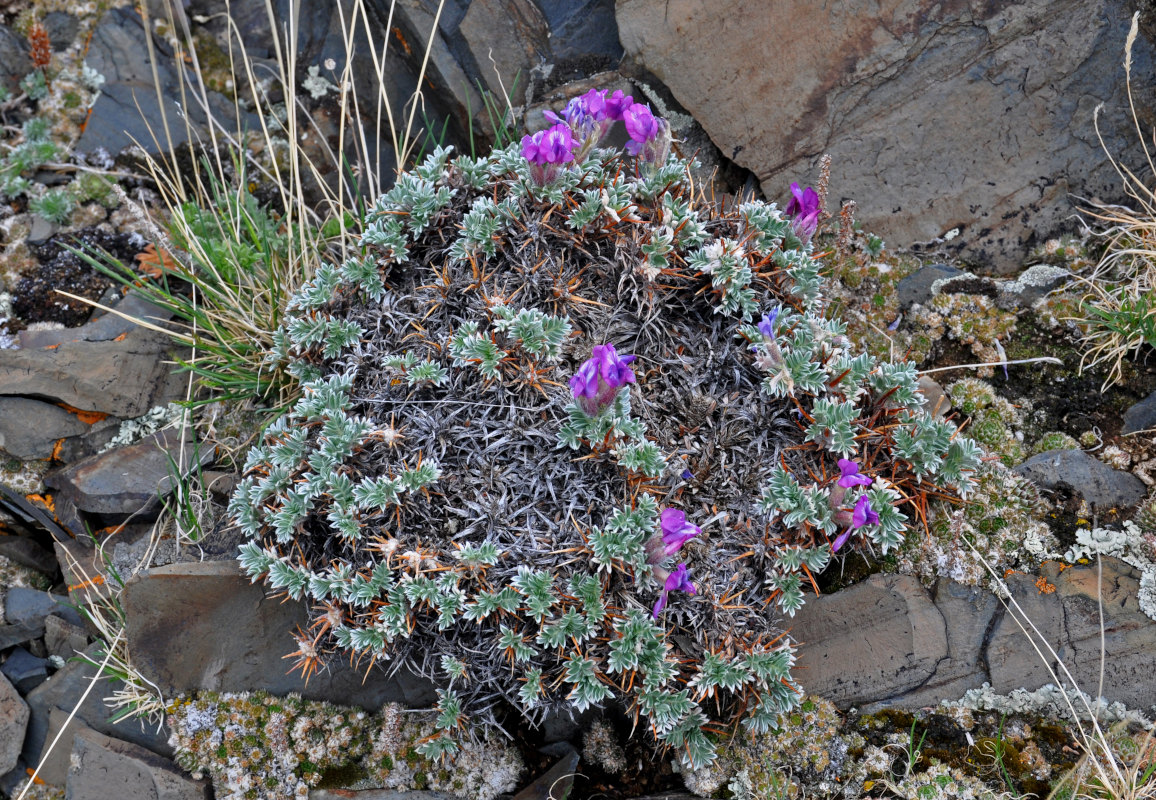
xmin=651 ymin=592 xmax=668 ymax=619
xmin=832 ymin=528 xmax=853 ymax=553
xmin=851 ymin=495 xmax=879 ymax=529
xmin=837 ymin=459 xmax=872 ymax=488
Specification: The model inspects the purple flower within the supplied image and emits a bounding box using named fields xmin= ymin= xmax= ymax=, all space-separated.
xmin=851 ymin=494 xmax=880 ymax=529
xmin=521 ymin=124 xmax=576 ymax=165
xmin=836 ymin=459 xmax=873 ymax=488
xmin=579 ymin=88 xmax=608 ymax=119
xmin=757 ymin=307 xmax=780 ymax=338
xmin=831 ymin=528 xmax=854 ymax=553
xmin=569 ymin=343 xmax=636 ymax=415
xmin=659 ymin=508 xmax=701 ymax=557
xmin=651 ymin=562 xmax=696 ymax=619
xmin=785 ymin=182 xmax=821 ymax=242
xmin=624 ymin=102 xmax=660 ymax=144
xmin=604 ymin=89 xmax=633 ymax=121
xmin=521 ymin=124 xmax=577 ymax=186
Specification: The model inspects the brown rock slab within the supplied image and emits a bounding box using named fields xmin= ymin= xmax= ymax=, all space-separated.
xmin=616 ymin=0 xmax=1155 ymax=270
xmin=790 ymin=573 xmax=947 ymax=706
xmin=67 ymin=727 xmax=208 ymax=800
xmin=460 ymin=0 xmax=549 ymax=104
xmin=0 ymin=672 xmax=29 ymax=774
xmin=1047 ymin=558 xmax=1156 ymax=710
xmin=122 ymin=561 xmax=438 ymax=709
xmin=0 ymin=326 xmax=173 ymax=417
xmin=45 ymin=429 xmax=215 ymax=516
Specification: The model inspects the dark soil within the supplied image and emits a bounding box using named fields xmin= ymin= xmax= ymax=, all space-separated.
xmin=12 ymin=228 xmax=143 ymax=327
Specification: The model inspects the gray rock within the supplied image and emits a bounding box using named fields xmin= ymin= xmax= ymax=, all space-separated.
xmin=27 ymin=214 xmax=59 ymax=244
xmin=1122 ymin=389 xmax=1156 ymax=435
xmin=995 ymin=264 xmax=1072 ymax=309
xmin=616 ymin=0 xmax=1156 ymax=271
xmin=1014 ymin=448 xmax=1148 ymax=509
xmin=42 ymin=12 xmax=79 ymax=50
xmin=44 ymin=614 xmax=90 ymax=662
xmin=535 ymin=0 xmax=623 ymax=64
xmin=122 ymin=561 xmax=438 ymax=708
xmin=0 ymin=534 xmax=58 ymax=575
xmin=790 ymin=573 xmax=947 ymax=706
xmin=21 ymin=643 xmax=173 ymax=770
xmin=28 ymin=707 xmax=91 ymax=787
xmin=45 ymin=429 xmax=215 ymax=517
xmin=0 ymin=621 xmax=43 ymax=650
xmin=311 ymin=792 xmax=465 ymax=799
xmin=0 ymin=397 xmax=90 ymax=460
xmin=0 ymin=325 xmax=174 ymax=417
xmin=0 ymin=672 xmax=29 ymax=774
xmin=77 ymin=8 xmax=255 ymax=157
xmin=2 ymin=646 xmax=49 ymax=694
xmin=4 ymin=587 xmax=78 ymax=633
xmin=875 ymin=580 xmax=1000 ymax=709
xmin=460 ymin=0 xmax=550 ymax=104
xmin=895 ymin=264 xmax=964 ymax=310
xmin=0 ymin=25 xmax=32 ymax=95
xmin=67 ymin=727 xmax=209 ymax=800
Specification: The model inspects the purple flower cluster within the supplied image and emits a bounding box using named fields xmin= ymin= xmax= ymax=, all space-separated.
xmin=569 ymin=343 xmax=636 ymax=416
xmin=521 ymin=123 xmax=577 ymax=186
xmin=645 ymin=508 xmax=700 ymax=564
xmin=521 ymin=86 xmax=672 ymax=183
xmin=785 ymin=182 xmax=821 ymax=242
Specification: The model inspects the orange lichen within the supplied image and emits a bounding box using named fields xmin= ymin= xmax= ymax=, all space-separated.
xmin=55 ymin=403 xmax=109 ymax=425
xmin=1035 ymin=575 xmax=1056 ymax=594
xmin=25 ymin=493 xmax=55 ymax=514
xmin=68 ymin=574 xmax=105 ymax=593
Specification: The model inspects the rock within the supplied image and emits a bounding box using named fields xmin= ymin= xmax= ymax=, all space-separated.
xmin=122 ymin=561 xmax=438 ymax=708
xmin=460 ymin=0 xmax=550 ymax=103
xmin=2 ymin=646 xmax=49 ymax=694
xmin=0 ymin=534 xmax=58 ymax=575
xmin=77 ymin=8 xmax=255 ymax=158
xmin=4 ymin=587 xmax=81 ymax=634
xmin=876 ymin=580 xmax=1000 ymax=709
xmin=0 ymin=325 xmax=175 ymax=417
xmin=895 ymin=264 xmax=964 ymax=310
xmin=27 ymin=214 xmax=58 ymax=244
xmin=1014 ymin=448 xmax=1148 ymax=509
xmin=0 ymin=672 xmax=29 ymax=774
xmin=0 ymin=621 xmax=43 ymax=650
xmin=67 ymin=727 xmax=209 ymax=800
xmin=0 ymin=397 xmax=90 ymax=460
xmin=790 ymin=573 xmax=947 ymax=706
xmin=45 ymin=428 xmax=215 ymax=517
xmin=535 ymin=0 xmax=623 ymax=65
xmin=54 ymin=538 xmax=115 ymax=605
xmin=1046 ymin=557 xmax=1156 ymax=710
xmin=21 ymin=643 xmax=173 ymax=770
xmin=33 ymin=707 xmax=96 ymax=787
xmin=995 ymin=265 xmax=1072 ymax=309
xmin=616 ymin=0 xmax=1156 ymax=271
xmin=512 ymin=748 xmax=579 ymax=800
xmin=44 ymin=614 xmax=90 ymax=661
xmin=917 ymin=376 xmax=949 ymax=421
xmin=1122 ymin=389 xmax=1156 ymax=435
xmin=0 ymin=25 xmax=32 ymax=95
xmin=42 ymin=12 xmax=79 ymax=50
xmin=310 ymin=791 xmax=465 ymax=799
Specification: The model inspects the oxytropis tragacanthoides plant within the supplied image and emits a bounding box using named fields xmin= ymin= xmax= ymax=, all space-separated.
xmin=229 ymin=88 xmax=983 ymax=769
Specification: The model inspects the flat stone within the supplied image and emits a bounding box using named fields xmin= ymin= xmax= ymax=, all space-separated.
xmin=790 ymin=574 xmax=947 ymax=706
xmin=895 ymin=264 xmax=964 ymax=310
xmin=41 ymin=11 xmax=79 ymax=49
xmin=617 ymin=0 xmax=1155 ymax=271
xmin=0 ymin=534 xmax=59 ymax=575
xmin=122 ymin=560 xmax=438 ymax=709
xmin=4 ymin=587 xmax=76 ymax=633
xmin=0 ymin=325 xmax=174 ymax=417
xmin=996 ymin=264 xmax=1072 ymax=309
xmin=876 ymin=579 xmax=999 ymax=709
xmin=0 ymin=25 xmax=32 ymax=95
xmin=44 ymin=613 xmax=89 ymax=661
xmin=27 ymin=214 xmax=58 ymax=244
xmin=1122 ymin=389 xmax=1156 ymax=435
xmin=1014 ymin=449 xmax=1148 ymax=509
xmin=0 ymin=397 xmax=91 ymax=460
xmin=45 ymin=429 xmax=215 ymax=517
xmin=33 ymin=707 xmax=94 ymax=787
xmin=987 ymin=573 xmax=1065 ymax=698
xmin=0 ymin=672 xmax=29 ymax=774
xmin=22 ymin=642 xmax=173 ymax=770
xmin=2 ymin=646 xmax=49 ymax=694
xmin=460 ymin=0 xmax=550 ymax=105
xmin=0 ymin=621 xmax=43 ymax=649
xmin=67 ymin=727 xmax=209 ymax=800
xmin=311 ymin=792 xmax=465 ymax=799
xmin=54 ymin=538 xmax=115 ymax=606
xmin=1046 ymin=557 xmax=1156 ymax=710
